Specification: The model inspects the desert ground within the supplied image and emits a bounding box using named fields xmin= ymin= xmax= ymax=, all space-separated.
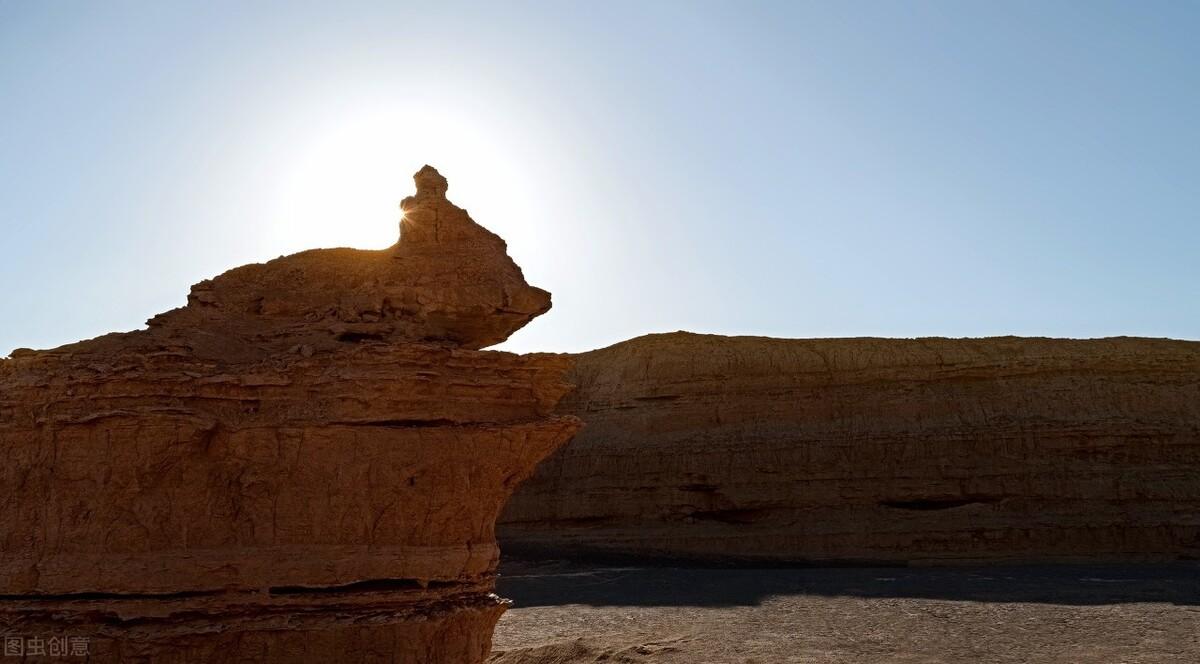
xmin=491 ymin=557 xmax=1200 ymax=663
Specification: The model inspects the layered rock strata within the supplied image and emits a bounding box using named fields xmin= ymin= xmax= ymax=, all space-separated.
xmin=501 ymin=332 xmax=1200 ymax=564
xmin=0 ymin=166 xmax=579 ymax=662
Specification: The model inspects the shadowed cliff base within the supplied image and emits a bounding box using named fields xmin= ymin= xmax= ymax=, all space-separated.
xmin=496 ymin=557 xmax=1200 ymax=608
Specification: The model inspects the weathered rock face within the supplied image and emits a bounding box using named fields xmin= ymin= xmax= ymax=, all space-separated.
xmin=0 ymin=166 xmax=579 ymax=663
xmin=146 ymin=165 xmax=551 ymax=357
xmin=501 ymin=332 xmax=1200 ymax=564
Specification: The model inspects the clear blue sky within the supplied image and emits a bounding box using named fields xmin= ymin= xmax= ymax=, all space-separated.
xmin=2 ymin=1 xmax=1197 ymax=355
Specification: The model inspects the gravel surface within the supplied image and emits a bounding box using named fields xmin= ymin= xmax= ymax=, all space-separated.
xmin=491 ymin=559 xmax=1200 ymax=663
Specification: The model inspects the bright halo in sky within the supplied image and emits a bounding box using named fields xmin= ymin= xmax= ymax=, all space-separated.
xmin=260 ymin=102 xmax=545 ymax=257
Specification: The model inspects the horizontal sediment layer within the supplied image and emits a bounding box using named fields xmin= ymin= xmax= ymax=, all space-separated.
xmin=0 ymin=167 xmax=580 ymax=663
xmin=0 ymin=587 xmax=507 ymax=664
xmin=500 ymin=332 xmax=1200 ymax=563
xmin=2 ymin=416 xmax=578 ymax=594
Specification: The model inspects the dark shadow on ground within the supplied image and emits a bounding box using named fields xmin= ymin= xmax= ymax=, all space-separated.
xmin=497 ymin=557 xmax=1200 ymax=609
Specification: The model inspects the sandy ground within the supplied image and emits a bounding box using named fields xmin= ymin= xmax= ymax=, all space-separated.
xmin=490 ymin=558 xmax=1200 ymax=663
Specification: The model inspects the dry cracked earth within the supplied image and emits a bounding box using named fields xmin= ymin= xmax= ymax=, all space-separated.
xmin=490 ymin=558 xmax=1200 ymax=663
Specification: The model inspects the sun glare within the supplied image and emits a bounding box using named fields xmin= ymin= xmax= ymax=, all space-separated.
xmin=263 ymin=104 xmax=542 ymax=256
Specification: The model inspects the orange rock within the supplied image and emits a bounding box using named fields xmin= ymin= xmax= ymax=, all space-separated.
xmin=501 ymin=331 xmax=1200 ymax=564
xmin=0 ymin=167 xmax=579 ymax=663
xmin=146 ymin=164 xmax=550 ymax=357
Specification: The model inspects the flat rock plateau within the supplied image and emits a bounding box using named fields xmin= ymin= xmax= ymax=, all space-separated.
xmin=502 ymin=331 xmax=1200 ymax=564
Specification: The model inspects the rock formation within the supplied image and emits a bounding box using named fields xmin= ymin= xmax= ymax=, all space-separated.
xmin=145 ymin=164 xmax=552 ymax=356
xmin=0 ymin=166 xmax=579 ymax=662
xmin=501 ymin=332 xmax=1200 ymax=564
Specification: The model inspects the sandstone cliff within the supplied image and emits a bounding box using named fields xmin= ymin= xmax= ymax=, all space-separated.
xmin=0 ymin=166 xmax=579 ymax=663
xmin=501 ymin=332 xmax=1200 ymax=564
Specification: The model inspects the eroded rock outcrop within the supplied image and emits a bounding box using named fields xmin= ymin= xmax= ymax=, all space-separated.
xmin=501 ymin=332 xmax=1200 ymax=564
xmin=146 ymin=164 xmax=552 ymax=357
xmin=0 ymin=166 xmax=579 ymax=662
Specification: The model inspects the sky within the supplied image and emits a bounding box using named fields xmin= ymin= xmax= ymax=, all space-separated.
xmin=1 ymin=1 xmax=1197 ymax=355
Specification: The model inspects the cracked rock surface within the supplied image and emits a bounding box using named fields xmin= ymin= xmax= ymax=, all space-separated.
xmin=0 ymin=166 xmax=579 ymax=663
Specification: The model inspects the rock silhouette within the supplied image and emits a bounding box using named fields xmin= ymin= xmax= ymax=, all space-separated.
xmin=145 ymin=164 xmax=551 ymax=358
xmin=501 ymin=332 xmax=1200 ymax=563
xmin=0 ymin=167 xmax=579 ymax=663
